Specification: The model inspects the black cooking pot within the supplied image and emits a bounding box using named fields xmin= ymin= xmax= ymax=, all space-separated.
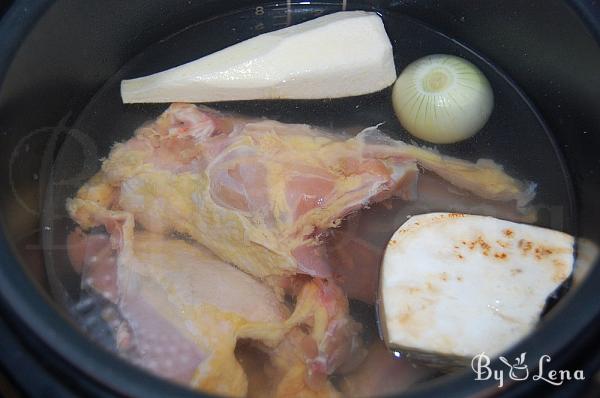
xmin=0 ymin=0 xmax=599 ymax=397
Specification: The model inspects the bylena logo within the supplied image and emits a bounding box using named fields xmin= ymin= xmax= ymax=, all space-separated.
xmin=471 ymin=352 xmax=585 ymax=388
xmin=498 ymin=352 xmax=529 ymax=381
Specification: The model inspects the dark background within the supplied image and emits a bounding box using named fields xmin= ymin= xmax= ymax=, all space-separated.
xmin=0 ymin=0 xmax=11 ymax=15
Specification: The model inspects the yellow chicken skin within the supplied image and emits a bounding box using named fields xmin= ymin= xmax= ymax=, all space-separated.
xmin=68 ymin=103 xmax=535 ymax=280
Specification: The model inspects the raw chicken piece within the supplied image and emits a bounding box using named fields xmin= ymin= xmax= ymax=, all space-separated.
xmin=242 ymin=278 xmax=365 ymax=398
xmin=69 ymin=226 xmax=286 ymax=396
xmin=68 ymin=103 xmax=534 ymax=281
xmin=246 ymin=278 xmax=366 ymax=381
xmin=68 ymin=210 xmax=363 ymax=397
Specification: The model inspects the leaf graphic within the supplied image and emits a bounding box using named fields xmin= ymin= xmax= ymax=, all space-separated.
xmin=516 ymin=352 xmax=526 ymax=365
xmin=499 ymin=356 xmax=511 ymax=367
